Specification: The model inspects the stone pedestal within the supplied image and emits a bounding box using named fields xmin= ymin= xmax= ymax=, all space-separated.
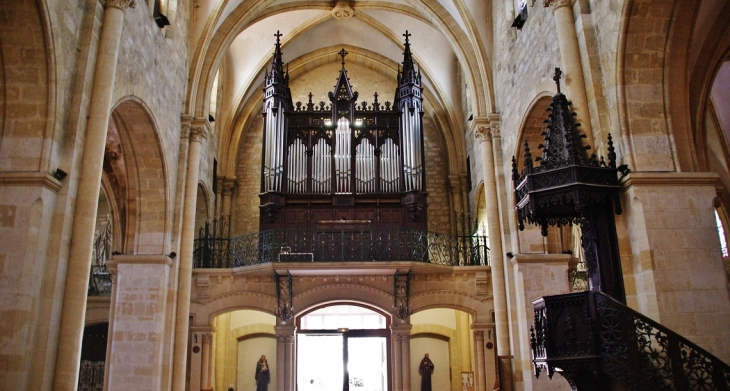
xmin=622 ymin=172 xmax=730 ymax=362
xmin=511 ymin=254 xmax=573 ymax=391
xmin=105 ymin=255 xmax=172 ymax=391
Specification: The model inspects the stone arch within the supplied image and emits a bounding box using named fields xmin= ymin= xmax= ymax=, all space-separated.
xmin=619 ymin=0 xmax=730 ymax=172
xmin=109 ymin=98 xmax=170 ymax=254
xmin=293 ymin=283 xmax=394 ymax=320
xmin=192 ymin=291 xmax=278 ymax=326
xmin=0 ymin=0 xmax=52 ymax=172
xmin=410 ymin=290 xmax=491 ymax=324
xmin=513 ymin=93 xmax=553 ymax=170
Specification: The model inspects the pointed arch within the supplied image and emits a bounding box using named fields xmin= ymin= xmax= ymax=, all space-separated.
xmin=110 ymin=98 xmax=171 ymax=254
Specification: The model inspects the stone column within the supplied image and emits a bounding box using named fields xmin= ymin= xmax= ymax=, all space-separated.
xmin=275 ymin=324 xmax=297 ymax=391
xmin=172 ymin=119 xmax=210 ymax=390
xmin=104 ymin=255 xmax=173 ymax=391
xmin=52 ymin=1 xmax=135 ymax=390
xmin=391 ymin=333 xmax=403 ymax=391
xmin=544 ymin=0 xmax=594 ymax=148
xmin=201 ymin=332 xmax=214 ymax=391
xmin=472 ymin=116 xmax=512 ymax=391
xmin=221 ymin=178 xmax=236 ymax=217
xmin=448 ymin=175 xmax=465 ymax=235
xmin=471 ymin=328 xmax=487 ymax=391
xmin=214 ymin=176 xmax=224 ymax=217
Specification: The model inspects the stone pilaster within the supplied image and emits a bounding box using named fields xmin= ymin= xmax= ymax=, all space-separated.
xmin=201 ymin=332 xmax=214 ymax=391
xmin=543 ymin=0 xmax=595 ymax=149
xmin=275 ymin=324 xmax=297 ymax=391
xmin=52 ymin=1 xmax=135 ymax=389
xmin=471 ymin=328 xmax=487 ymax=391
xmin=104 ymin=255 xmax=172 ymax=391
xmin=399 ymin=324 xmax=412 ymax=391
xmin=622 ymin=172 xmax=730 ymax=362
xmin=172 ymin=118 xmax=210 ymax=390
xmin=391 ymin=324 xmax=411 ymax=391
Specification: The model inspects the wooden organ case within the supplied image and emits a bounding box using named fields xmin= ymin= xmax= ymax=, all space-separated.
xmin=259 ymin=32 xmax=428 ymax=232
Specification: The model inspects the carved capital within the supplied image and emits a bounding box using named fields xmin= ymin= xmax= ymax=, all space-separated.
xmin=190 ymin=126 xmax=209 ymax=143
xmin=489 ymin=122 xmax=501 ymax=140
xmin=202 ymin=333 xmax=213 ymax=345
xmin=471 ymin=114 xmax=500 ymax=143
xmin=474 ymin=126 xmax=492 ymax=142
xmin=181 ymin=115 xmax=193 ymax=139
xmin=105 ymin=0 xmax=136 ymax=10
xmin=222 ymin=179 xmax=236 ymax=196
xmin=543 ymin=0 xmax=574 ymax=10
xmin=473 ymin=330 xmax=484 ymax=340
xmin=332 ymin=0 xmax=354 ymax=20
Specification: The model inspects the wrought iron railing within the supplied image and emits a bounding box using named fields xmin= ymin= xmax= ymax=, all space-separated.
xmin=531 ymin=291 xmax=730 ymax=390
xmin=193 ymin=226 xmax=489 ymax=268
xmin=88 ymin=217 xmax=113 ymax=297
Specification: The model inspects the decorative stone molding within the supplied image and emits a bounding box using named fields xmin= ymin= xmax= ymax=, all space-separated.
xmin=332 ymin=0 xmax=354 ymax=20
xmin=510 ymin=253 xmax=572 ymax=265
xmin=0 ymin=172 xmax=63 ymax=193
xmin=197 ymin=275 xmax=210 ymax=300
xmin=105 ymin=0 xmax=136 ymax=10
xmin=543 ymin=0 xmax=574 ymax=9
xmin=620 ymin=172 xmax=720 ymax=190
xmin=110 ymin=254 xmax=173 ymax=266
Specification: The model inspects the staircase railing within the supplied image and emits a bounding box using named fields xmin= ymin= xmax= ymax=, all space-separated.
xmin=531 ymin=291 xmax=730 ymax=390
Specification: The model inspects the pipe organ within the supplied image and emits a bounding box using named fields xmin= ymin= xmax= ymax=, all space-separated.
xmin=259 ymin=31 xmax=428 ymax=232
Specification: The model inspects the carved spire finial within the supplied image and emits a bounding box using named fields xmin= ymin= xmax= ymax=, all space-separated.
xmin=338 ymin=48 xmax=348 ymax=69
xmin=553 ymin=67 xmax=563 ymax=94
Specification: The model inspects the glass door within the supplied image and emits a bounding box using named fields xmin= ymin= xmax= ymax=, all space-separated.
xmin=297 ymin=305 xmax=390 ymax=391
xmin=346 ymin=336 xmax=388 ymax=391
xmin=297 ymin=334 xmax=344 ymax=391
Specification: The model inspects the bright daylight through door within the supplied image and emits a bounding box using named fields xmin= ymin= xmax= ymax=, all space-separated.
xmin=297 ymin=305 xmax=389 ymax=391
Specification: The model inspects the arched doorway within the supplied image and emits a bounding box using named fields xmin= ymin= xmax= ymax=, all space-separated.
xmin=297 ymin=304 xmax=391 ymax=391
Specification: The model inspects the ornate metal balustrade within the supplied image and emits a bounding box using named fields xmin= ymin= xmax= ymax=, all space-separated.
xmin=531 ymin=291 xmax=730 ymax=391
xmin=193 ymin=227 xmax=488 ymax=268
xmin=88 ymin=217 xmax=113 ymax=297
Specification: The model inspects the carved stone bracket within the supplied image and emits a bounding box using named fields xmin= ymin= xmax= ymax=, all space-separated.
xmin=332 ymin=0 xmax=354 ymax=19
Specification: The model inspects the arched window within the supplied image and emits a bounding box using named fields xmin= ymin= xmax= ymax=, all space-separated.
xmin=716 ymin=211 xmax=729 ymax=258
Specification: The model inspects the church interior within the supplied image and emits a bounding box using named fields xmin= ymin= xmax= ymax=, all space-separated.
xmin=1 ymin=0 xmax=730 ymax=390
